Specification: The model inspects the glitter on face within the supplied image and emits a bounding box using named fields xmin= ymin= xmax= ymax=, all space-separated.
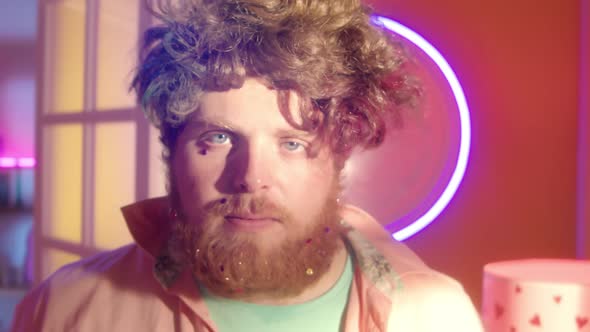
xmin=306 ymin=268 xmax=314 ymax=276
xmin=324 ymin=227 xmax=331 ymax=233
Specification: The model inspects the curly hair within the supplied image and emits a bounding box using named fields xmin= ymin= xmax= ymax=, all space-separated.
xmin=131 ymin=0 xmax=418 ymax=162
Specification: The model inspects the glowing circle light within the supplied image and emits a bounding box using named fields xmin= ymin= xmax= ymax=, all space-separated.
xmin=373 ymin=16 xmax=472 ymax=241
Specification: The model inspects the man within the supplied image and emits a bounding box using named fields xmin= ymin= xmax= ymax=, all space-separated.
xmin=12 ymin=0 xmax=483 ymax=331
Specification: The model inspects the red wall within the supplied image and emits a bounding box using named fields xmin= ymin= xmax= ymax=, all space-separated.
xmin=578 ymin=0 xmax=590 ymax=259
xmin=366 ymin=0 xmax=581 ymax=306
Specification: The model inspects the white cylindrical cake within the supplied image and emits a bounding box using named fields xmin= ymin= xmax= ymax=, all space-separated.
xmin=482 ymin=259 xmax=590 ymax=332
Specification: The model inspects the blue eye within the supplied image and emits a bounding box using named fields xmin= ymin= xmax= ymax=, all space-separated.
xmin=283 ymin=141 xmax=303 ymax=151
xmin=205 ymin=132 xmax=231 ymax=145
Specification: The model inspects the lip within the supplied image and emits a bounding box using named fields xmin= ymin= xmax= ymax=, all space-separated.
xmin=224 ymin=215 xmax=278 ymax=231
xmin=226 ymin=214 xmax=277 ymax=221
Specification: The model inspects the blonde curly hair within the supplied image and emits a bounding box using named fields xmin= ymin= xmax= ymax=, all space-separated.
xmin=132 ymin=0 xmax=418 ymax=161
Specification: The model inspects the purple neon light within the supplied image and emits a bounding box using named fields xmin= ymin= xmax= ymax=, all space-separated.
xmin=0 ymin=157 xmax=36 ymax=169
xmin=17 ymin=158 xmax=36 ymax=168
xmin=0 ymin=158 xmax=17 ymax=168
xmin=373 ymin=16 xmax=472 ymax=241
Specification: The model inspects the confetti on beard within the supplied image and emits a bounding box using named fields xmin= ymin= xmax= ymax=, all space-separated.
xmin=168 ymin=193 xmax=346 ymax=300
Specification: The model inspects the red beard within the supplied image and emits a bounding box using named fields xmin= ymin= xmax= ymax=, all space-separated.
xmin=168 ymin=192 xmax=346 ymax=300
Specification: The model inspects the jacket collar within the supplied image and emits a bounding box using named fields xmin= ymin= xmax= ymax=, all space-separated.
xmin=121 ymin=196 xmax=171 ymax=258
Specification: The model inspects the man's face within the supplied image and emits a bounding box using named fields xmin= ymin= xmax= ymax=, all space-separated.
xmin=171 ymin=78 xmax=343 ymax=298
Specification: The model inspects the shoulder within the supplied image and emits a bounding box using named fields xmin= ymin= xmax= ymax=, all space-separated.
xmin=10 ymin=244 xmax=163 ymax=331
xmin=388 ymin=270 xmax=483 ymax=331
xmin=339 ymin=205 xmax=483 ymax=331
xmin=38 ymin=244 xmax=147 ymax=292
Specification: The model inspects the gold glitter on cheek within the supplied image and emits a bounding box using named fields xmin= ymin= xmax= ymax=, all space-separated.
xmin=306 ymin=268 xmax=314 ymax=276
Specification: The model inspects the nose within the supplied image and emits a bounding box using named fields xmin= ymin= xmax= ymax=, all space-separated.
xmin=231 ymin=140 xmax=271 ymax=193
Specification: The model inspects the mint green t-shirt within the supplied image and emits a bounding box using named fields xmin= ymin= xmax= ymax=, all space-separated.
xmin=200 ymin=254 xmax=353 ymax=332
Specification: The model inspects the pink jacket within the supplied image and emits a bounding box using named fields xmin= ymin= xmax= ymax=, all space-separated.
xmin=11 ymin=197 xmax=483 ymax=331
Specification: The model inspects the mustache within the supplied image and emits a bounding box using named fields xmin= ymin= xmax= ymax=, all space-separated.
xmin=202 ymin=195 xmax=289 ymax=221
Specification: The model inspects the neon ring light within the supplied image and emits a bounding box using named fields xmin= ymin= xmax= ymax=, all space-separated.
xmin=372 ymin=16 xmax=472 ymax=241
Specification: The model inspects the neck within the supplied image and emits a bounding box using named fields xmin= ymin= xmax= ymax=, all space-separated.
xmin=237 ymin=240 xmax=349 ymax=305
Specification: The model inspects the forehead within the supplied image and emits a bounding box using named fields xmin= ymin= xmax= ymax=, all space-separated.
xmin=187 ymin=78 xmax=306 ymax=132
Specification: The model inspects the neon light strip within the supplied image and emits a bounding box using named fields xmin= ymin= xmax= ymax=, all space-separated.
xmin=0 ymin=158 xmax=18 ymax=168
xmin=373 ymin=16 xmax=472 ymax=241
xmin=0 ymin=157 xmax=36 ymax=168
xmin=17 ymin=158 xmax=36 ymax=168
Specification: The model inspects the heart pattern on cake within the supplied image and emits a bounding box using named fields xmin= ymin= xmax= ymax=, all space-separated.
xmin=483 ymin=261 xmax=590 ymax=332
xmin=529 ymin=314 xmax=541 ymax=327
xmin=495 ymin=303 xmax=505 ymax=319
xmin=577 ymin=316 xmax=588 ymax=329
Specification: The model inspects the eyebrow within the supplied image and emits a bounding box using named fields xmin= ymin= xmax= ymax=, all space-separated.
xmin=184 ymin=119 xmax=236 ymax=133
xmin=184 ymin=118 xmax=315 ymax=139
xmin=275 ymin=128 xmax=315 ymax=139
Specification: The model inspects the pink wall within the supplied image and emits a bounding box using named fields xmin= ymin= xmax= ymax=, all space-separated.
xmin=366 ymin=0 xmax=581 ymax=306
xmin=0 ymin=0 xmax=37 ymax=158
xmin=0 ymin=42 xmax=36 ymax=158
